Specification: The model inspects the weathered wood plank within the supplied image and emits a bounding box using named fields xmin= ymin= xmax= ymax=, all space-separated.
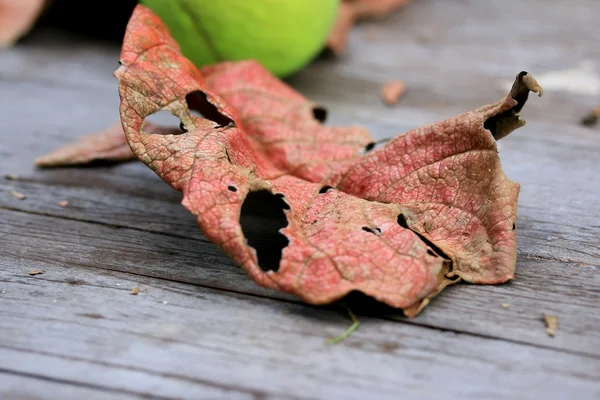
xmin=1 ymin=0 xmax=600 ymax=396
xmin=2 ymin=77 xmax=599 ymax=266
xmin=1 ymin=30 xmax=599 ymax=356
xmin=1 ymin=234 xmax=599 ymax=400
xmin=0 ymin=372 xmax=145 ymax=400
xmin=2 ymin=209 xmax=599 ymax=359
xmin=0 ymin=348 xmax=255 ymax=400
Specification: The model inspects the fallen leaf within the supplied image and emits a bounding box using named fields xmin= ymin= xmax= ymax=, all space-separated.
xmin=36 ymin=5 xmax=542 ymax=317
xmin=35 ymin=121 xmax=135 ymax=167
xmin=326 ymin=1 xmax=357 ymax=56
xmin=130 ymin=287 xmax=140 ymax=295
xmin=10 ymin=190 xmax=26 ymax=200
xmin=58 ymin=200 xmax=69 ymax=207
xmin=0 ymin=0 xmax=50 ymax=47
xmin=4 ymin=174 xmax=19 ymax=180
xmin=327 ymin=0 xmax=413 ymax=55
xmin=501 ymin=303 xmax=510 ymax=309
xmin=380 ymin=80 xmax=406 ymax=106
xmin=543 ymin=314 xmax=559 ymax=337
xmin=352 ymin=0 xmax=414 ymax=18
xmin=28 ymin=270 xmax=44 ymax=276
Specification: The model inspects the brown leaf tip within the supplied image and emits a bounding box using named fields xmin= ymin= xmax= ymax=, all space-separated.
xmin=486 ymin=71 xmax=544 ymax=141
xmin=519 ymin=71 xmax=543 ymax=98
xmin=509 ymin=71 xmax=543 ymax=113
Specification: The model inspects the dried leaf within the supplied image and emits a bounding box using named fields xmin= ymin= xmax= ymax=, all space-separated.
xmin=4 ymin=174 xmax=19 ymax=180
xmin=28 ymin=270 xmax=44 ymax=276
xmin=501 ymin=303 xmax=510 ymax=309
xmin=0 ymin=0 xmax=49 ymax=47
xmin=58 ymin=200 xmax=69 ymax=207
xmin=352 ymin=0 xmax=414 ymax=18
xmin=10 ymin=190 xmax=26 ymax=200
xmin=36 ymin=6 xmax=542 ymax=316
xmin=130 ymin=287 xmax=140 ymax=295
xmin=380 ymin=80 xmax=406 ymax=106
xmin=543 ymin=314 xmax=559 ymax=337
xmin=36 ymin=121 xmax=135 ymax=167
xmin=326 ymin=1 xmax=357 ymax=55
xmin=327 ymin=0 xmax=413 ymax=54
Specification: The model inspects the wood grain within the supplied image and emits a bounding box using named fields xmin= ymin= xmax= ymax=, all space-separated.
xmin=1 ymin=217 xmax=599 ymax=399
xmin=1 ymin=0 xmax=600 ymax=398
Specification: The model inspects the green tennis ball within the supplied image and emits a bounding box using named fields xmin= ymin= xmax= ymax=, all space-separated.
xmin=140 ymin=0 xmax=339 ymax=78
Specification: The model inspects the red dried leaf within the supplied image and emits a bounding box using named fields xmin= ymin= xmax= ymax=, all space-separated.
xmin=35 ymin=121 xmax=133 ymax=167
xmin=199 ymin=62 xmax=371 ymax=182
xmin=37 ymin=5 xmax=542 ymax=316
xmin=329 ymin=72 xmax=543 ymax=287
xmin=0 ymin=0 xmax=49 ymax=47
xmin=115 ymin=6 xmax=446 ymax=312
xmin=327 ymin=0 xmax=413 ymax=55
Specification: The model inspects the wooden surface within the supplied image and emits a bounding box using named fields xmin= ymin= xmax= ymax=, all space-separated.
xmin=1 ymin=0 xmax=600 ymax=399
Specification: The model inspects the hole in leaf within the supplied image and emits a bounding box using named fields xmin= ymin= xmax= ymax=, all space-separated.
xmin=362 ymin=226 xmax=382 ymax=236
xmin=185 ymin=90 xmax=235 ymax=128
xmin=397 ymin=214 xmax=450 ymax=260
xmin=240 ymin=190 xmax=290 ymax=272
xmin=312 ymin=106 xmax=327 ymax=123
xmin=273 ymin=194 xmax=290 ymax=210
xmin=397 ymin=214 xmax=409 ymax=229
xmin=143 ymin=110 xmax=187 ymax=135
xmin=483 ymin=117 xmax=497 ymax=137
xmin=362 ymin=226 xmax=381 ymax=236
xmin=228 ymin=185 xmax=237 ymax=192
xmin=319 ymin=186 xmax=334 ymax=194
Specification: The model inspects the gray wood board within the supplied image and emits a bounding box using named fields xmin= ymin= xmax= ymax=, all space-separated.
xmin=2 ymin=183 xmax=600 ymax=359
xmin=1 ymin=0 xmax=600 ymax=398
xmin=1 ymin=215 xmax=599 ymax=400
xmin=0 ymin=372 xmax=146 ymax=400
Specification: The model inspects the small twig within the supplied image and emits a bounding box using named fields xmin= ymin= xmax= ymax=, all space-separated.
xmin=328 ymin=308 xmax=360 ymax=344
xmin=363 ymin=137 xmax=392 ymax=153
